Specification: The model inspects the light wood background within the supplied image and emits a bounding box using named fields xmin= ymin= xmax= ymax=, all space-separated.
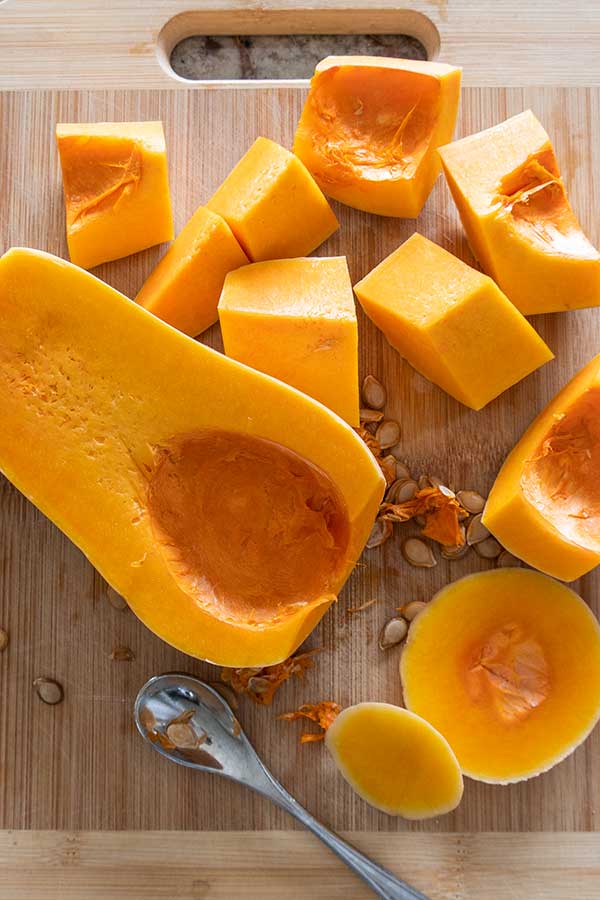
xmin=1 ymin=2 xmax=600 ymax=898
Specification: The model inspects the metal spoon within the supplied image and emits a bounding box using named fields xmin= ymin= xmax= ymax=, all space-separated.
xmin=134 ymin=674 xmax=428 ymax=900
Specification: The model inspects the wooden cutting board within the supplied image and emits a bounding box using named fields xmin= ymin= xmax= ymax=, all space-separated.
xmin=1 ymin=2 xmax=600 ymax=898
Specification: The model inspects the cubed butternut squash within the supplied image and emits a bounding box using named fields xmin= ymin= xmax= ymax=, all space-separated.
xmin=354 ymin=233 xmax=553 ymax=410
xmin=219 ymin=257 xmax=359 ymax=425
xmin=439 ymin=110 xmax=600 ymax=314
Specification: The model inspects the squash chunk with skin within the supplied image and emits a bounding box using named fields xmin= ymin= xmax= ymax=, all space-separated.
xmin=484 ymin=354 xmax=600 ymax=581
xmin=136 ymin=206 xmax=248 ymax=337
xmin=293 ymin=57 xmax=462 ymax=217
xmin=207 ymin=137 xmax=339 ymax=262
xmin=439 ymin=110 xmax=600 ymax=314
xmin=325 ymin=703 xmax=463 ymax=818
xmin=56 ymin=122 xmax=174 ymax=270
xmin=0 ymin=248 xmax=385 ymax=668
xmin=401 ymin=569 xmax=600 ymax=783
xmin=219 ymin=257 xmax=359 ymax=425
xmin=354 ymin=233 xmax=553 ymax=410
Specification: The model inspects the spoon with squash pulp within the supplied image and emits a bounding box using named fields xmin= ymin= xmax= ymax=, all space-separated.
xmin=134 ymin=674 xmax=428 ymax=900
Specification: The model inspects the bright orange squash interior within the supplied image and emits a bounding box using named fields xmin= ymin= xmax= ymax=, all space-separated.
xmin=401 ymin=569 xmax=600 ymax=783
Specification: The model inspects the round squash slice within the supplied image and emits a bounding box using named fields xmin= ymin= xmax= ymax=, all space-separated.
xmin=325 ymin=702 xmax=463 ymax=818
xmin=401 ymin=569 xmax=600 ymax=783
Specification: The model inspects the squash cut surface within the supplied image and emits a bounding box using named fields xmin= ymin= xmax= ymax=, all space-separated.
xmin=401 ymin=569 xmax=600 ymax=783
xmin=0 ymin=248 xmax=384 ymax=667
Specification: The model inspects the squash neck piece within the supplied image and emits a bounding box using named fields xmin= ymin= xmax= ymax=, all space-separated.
xmin=146 ymin=430 xmax=350 ymax=626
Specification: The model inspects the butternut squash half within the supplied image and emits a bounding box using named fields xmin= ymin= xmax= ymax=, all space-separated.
xmin=0 ymin=248 xmax=385 ymax=667
xmin=483 ymin=354 xmax=600 ymax=581
xmin=401 ymin=569 xmax=600 ymax=783
xmin=294 ymin=56 xmax=461 ymax=217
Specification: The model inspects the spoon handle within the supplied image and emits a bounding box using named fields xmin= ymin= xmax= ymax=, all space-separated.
xmin=260 ymin=774 xmax=429 ymax=900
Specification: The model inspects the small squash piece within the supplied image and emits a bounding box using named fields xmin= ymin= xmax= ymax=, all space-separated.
xmin=56 ymin=121 xmax=174 ymax=269
xmin=354 ymin=233 xmax=553 ymax=410
xmin=219 ymin=257 xmax=359 ymax=425
xmin=136 ymin=206 xmax=248 ymax=337
xmin=325 ymin=703 xmax=463 ymax=818
xmin=439 ymin=110 xmax=600 ymax=314
xmin=0 ymin=248 xmax=385 ymax=668
xmin=207 ymin=137 xmax=339 ymax=262
xmin=293 ymin=56 xmax=462 ymax=218
xmin=401 ymin=569 xmax=600 ymax=783
xmin=483 ymin=354 xmax=600 ymax=581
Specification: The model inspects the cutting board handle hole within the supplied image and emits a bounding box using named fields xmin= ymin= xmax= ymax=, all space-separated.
xmin=157 ymin=9 xmax=439 ymax=83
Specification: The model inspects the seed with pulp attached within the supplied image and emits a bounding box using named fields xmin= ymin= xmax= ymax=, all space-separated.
xmin=379 ymin=455 xmax=397 ymax=485
xmin=106 ymin=589 xmax=128 ymax=611
xmin=402 ymin=538 xmax=437 ymax=568
xmin=0 ymin=628 xmax=8 ymax=652
xmin=110 ymin=645 xmax=135 ymax=661
xmin=367 ymin=518 xmax=393 ymax=549
xmin=497 ymin=550 xmax=522 ymax=568
xmin=386 ymin=478 xmax=418 ymax=504
xmin=456 ymin=490 xmax=486 ymax=514
xmin=442 ymin=534 xmax=470 ymax=560
xmin=376 ymin=419 xmax=401 ymax=450
xmin=379 ymin=617 xmax=408 ymax=650
xmin=466 ymin=513 xmax=490 ymax=545
xmin=474 ymin=537 xmax=503 ymax=559
xmin=33 ymin=677 xmax=64 ymax=705
xmin=401 ymin=600 xmax=428 ymax=622
xmin=360 ymin=408 xmax=385 ymax=424
xmin=362 ymin=375 xmax=386 ymax=410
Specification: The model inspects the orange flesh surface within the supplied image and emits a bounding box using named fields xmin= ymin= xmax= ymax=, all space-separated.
xmin=146 ymin=430 xmax=350 ymax=626
xmin=59 ymin=135 xmax=143 ymax=227
xmin=522 ymin=388 xmax=600 ymax=551
xmin=305 ymin=66 xmax=439 ymax=184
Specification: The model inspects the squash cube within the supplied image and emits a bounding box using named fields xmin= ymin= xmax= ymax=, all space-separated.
xmin=354 ymin=233 xmax=553 ymax=410
xmin=56 ymin=121 xmax=174 ymax=270
xmin=219 ymin=257 xmax=359 ymax=425
xmin=136 ymin=206 xmax=248 ymax=337
xmin=294 ymin=57 xmax=462 ymax=218
xmin=207 ymin=137 xmax=339 ymax=262
xmin=439 ymin=110 xmax=600 ymax=314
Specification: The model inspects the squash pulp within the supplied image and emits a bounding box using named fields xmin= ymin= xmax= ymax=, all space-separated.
xmin=0 ymin=248 xmax=385 ymax=667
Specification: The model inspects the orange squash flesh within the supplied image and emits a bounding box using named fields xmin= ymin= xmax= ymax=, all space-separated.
xmin=0 ymin=248 xmax=385 ymax=667
xmin=293 ymin=56 xmax=461 ymax=218
xmin=325 ymin=703 xmax=463 ymax=818
xmin=483 ymin=354 xmax=600 ymax=581
xmin=56 ymin=121 xmax=174 ymax=270
xmin=439 ymin=110 xmax=600 ymax=314
xmin=136 ymin=206 xmax=248 ymax=337
xmin=401 ymin=569 xmax=600 ymax=783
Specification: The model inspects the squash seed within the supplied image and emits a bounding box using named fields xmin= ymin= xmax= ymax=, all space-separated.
xmin=456 ymin=490 xmax=486 ymax=514
xmin=402 ymin=538 xmax=437 ymax=568
xmin=466 ymin=513 xmax=490 ymax=545
xmin=360 ymin=408 xmax=384 ymax=424
xmin=376 ymin=419 xmax=401 ymax=450
xmin=395 ymin=461 xmax=412 ymax=480
xmin=386 ymin=478 xmax=418 ymax=504
xmin=474 ymin=536 xmax=503 ymax=559
xmin=362 ymin=375 xmax=386 ymax=410
xmin=166 ymin=721 xmax=205 ymax=750
xmin=401 ymin=600 xmax=428 ymax=622
xmin=497 ymin=550 xmax=522 ymax=567
xmin=110 ymin=645 xmax=135 ymax=661
xmin=442 ymin=529 xmax=470 ymax=559
xmin=379 ymin=455 xmax=397 ymax=485
xmin=379 ymin=617 xmax=408 ymax=650
xmin=209 ymin=681 xmax=239 ymax=710
xmin=367 ymin=518 xmax=393 ymax=549
xmin=106 ymin=588 xmax=128 ymax=611
xmin=417 ymin=475 xmax=431 ymax=491
xmin=33 ymin=677 xmax=63 ymax=705
xmin=0 ymin=628 xmax=8 ymax=652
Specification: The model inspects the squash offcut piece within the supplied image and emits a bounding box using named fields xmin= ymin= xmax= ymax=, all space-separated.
xmin=219 ymin=257 xmax=359 ymax=425
xmin=136 ymin=206 xmax=248 ymax=337
xmin=484 ymin=354 xmax=600 ymax=580
xmin=293 ymin=56 xmax=461 ymax=217
xmin=325 ymin=703 xmax=463 ymax=818
xmin=354 ymin=233 xmax=553 ymax=410
xmin=401 ymin=569 xmax=600 ymax=783
xmin=207 ymin=137 xmax=339 ymax=261
xmin=439 ymin=110 xmax=600 ymax=314
xmin=0 ymin=248 xmax=385 ymax=667
xmin=56 ymin=121 xmax=174 ymax=269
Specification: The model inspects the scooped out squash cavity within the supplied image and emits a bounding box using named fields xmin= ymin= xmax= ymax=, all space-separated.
xmin=0 ymin=248 xmax=385 ymax=668
xmin=294 ymin=56 xmax=461 ymax=217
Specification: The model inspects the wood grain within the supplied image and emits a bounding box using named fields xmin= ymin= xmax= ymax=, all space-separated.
xmin=1 ymin=86 xmax=600 ymax=841
xmin=1 ymin=1 xmax=600 ymax=89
